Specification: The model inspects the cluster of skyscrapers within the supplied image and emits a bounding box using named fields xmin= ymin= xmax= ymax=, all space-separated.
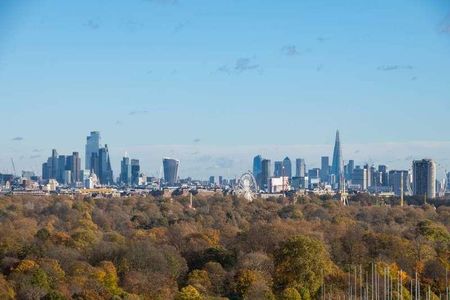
xmin=38 ymin=131 xmax=184 ymax=189
xmin=253 ymin=131 xmax=345 ymax=193
xmin=42 ymin=150 xmax=82 ymax=186
xmin=42 ymin=132 xmax=114 ymax=187
xmin=120 ymin=156 xmax=141 ymax=186
xmin=0 ymin=129 xmax=445 ymax=200
xmin=253 ymin=131 xmax=443 ymax=199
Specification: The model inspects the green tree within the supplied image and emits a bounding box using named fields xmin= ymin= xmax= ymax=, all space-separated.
xmin=187 ymin=269 xmax=212 ymax=295
xmin=298 ymin=287 xmax=311 ymax=300
xmin=175 ymin=285 xmax=203 ymax=300
xmin=280 ymin=287 xmax=302 ymax=300
xmin=274 ymin=235 xmax=332 ymax=295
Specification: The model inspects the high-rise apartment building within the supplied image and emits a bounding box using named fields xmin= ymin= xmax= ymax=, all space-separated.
xmin=413 ymin=159 xmax=436 ymax=200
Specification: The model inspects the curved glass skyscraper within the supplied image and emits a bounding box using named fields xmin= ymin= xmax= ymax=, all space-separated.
xmin=163 ymin=158 xmax=180 ymax=186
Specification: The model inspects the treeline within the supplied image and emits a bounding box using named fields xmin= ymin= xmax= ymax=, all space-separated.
xmin=0 ymin=193 xmax=449 ymax=299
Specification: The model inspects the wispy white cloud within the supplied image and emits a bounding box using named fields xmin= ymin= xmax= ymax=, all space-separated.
xmin=84 ymin=19 xmax=100 ymax=30
xmin=377 ymin=65 xmax=413 ymax=71
xmin=218 ymin=57 xmax=262 ymax=74
xmin=129 ymin=110 xmax=149 ymax=116
xmin=281 ymin=45 xmax=299 ymax=56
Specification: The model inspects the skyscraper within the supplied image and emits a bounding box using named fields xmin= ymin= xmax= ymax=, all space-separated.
xmin=378 ymin=165 xmax=389 ymax=186
xmin=42 ymin=162 xmax=49 ymax=180
xmin=320 ymin=156 xmax=330 ymax=183
xmin=274 ymin=161 xmax=283 ymax=177
xmin=295 ymin=158 xmax=306 ymax=177
xmin=345 ymin=160 xmax=355 ymax=180
xmin=253 ymin=155 xmax=263 ymax=188
xmin=85 ymin=131 xmax=101 ymax=170
xmin=413 ymin=159 xmax=436 ymax=200
xmin=73 ymin=152 xmax=81 ymax=183
xmin=90 ymin=152 xmax=100 ymax=176
xmin=352 ymin=166 xmax=368 ymax=191
xmin=446 ymin=172 xmax=450 ymax=193
xmin=131 ymin=159 xmax=140 ymax=186
xmin=163 ymin=158 xmax=180 ymax=186
xmin=331 ymin=130 xmax=344 ymax=179
xmin=261 ymin=159 xmax=272 ymax=191
xmin=99 ymin=145 xmax=114 ymax=185
xmin=50 ymin=149 xmax=59 ymax=179
xmin=120 ymin=156 xmax=131 ymax=185
xmin=57 ymin=155 xmax=67 ymax=183
xmin=366 ymin=164 xmax=376 ymax=188
xmin=67 ymin=152 xmax=81 ymax=184
xmin=389 ymin=170 xmax=410 ymax=196
xmin=282 ymin=157 xmax=292 ymax=179
xmin=42 ymin=149 xmax=58 ymax=181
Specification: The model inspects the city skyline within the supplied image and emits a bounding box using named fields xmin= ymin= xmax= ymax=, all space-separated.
xmin=1 ymin=2 xmax=450 ymax=299
xmin=2 ymin=129 xmax=449 ymax=182
xmin=0 ymin=0 xmax=450 ymax=178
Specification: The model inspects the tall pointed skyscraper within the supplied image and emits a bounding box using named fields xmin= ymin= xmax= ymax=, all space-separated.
xmin=331 ymin=130 xmax=343 ymax=178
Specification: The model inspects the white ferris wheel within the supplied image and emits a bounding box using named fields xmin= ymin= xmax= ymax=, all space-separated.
xmin=235 ymin=171 xmax=258 ymax=202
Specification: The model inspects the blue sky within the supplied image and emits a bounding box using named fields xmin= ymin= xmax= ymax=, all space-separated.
xmin=0 ymin=0 xmax=449 ymax=179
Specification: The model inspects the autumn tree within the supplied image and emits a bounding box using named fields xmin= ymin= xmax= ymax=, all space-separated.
xmin=274 ymin=235 xmax=332 ymax=295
